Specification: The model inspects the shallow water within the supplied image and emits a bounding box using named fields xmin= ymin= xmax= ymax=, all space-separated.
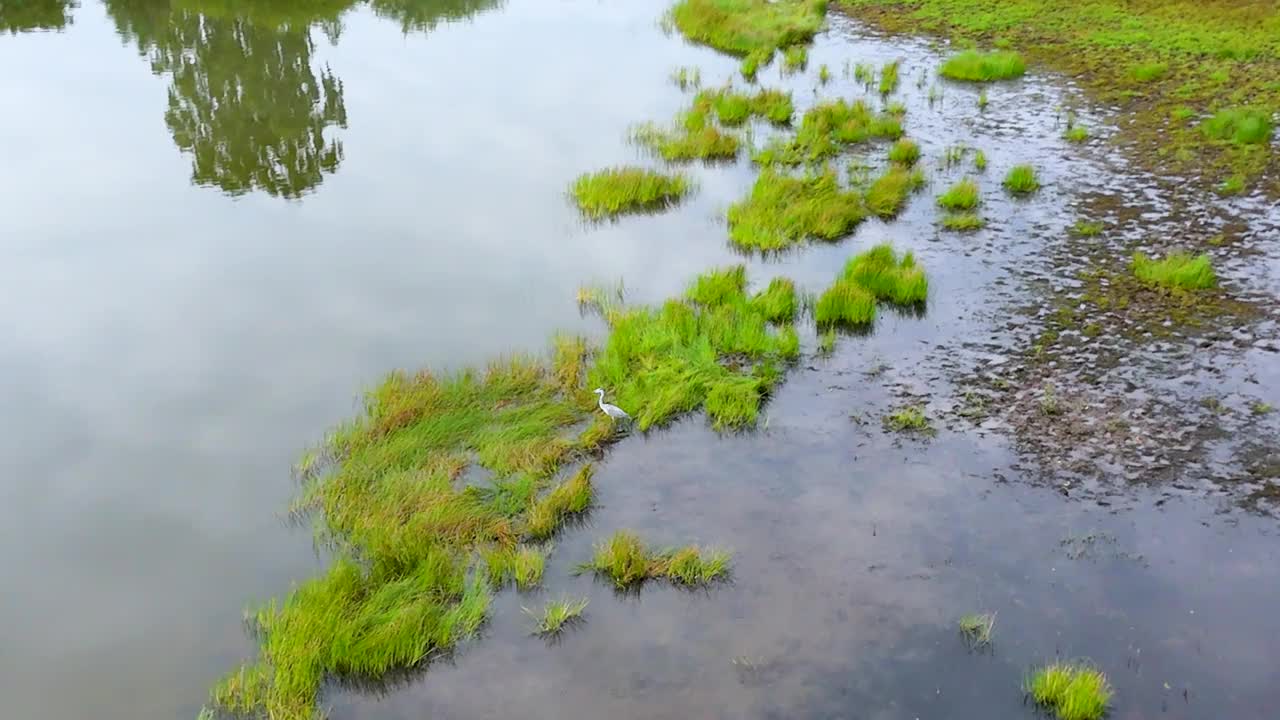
xmin=1 ymin=1 xmax=1277 ymax=719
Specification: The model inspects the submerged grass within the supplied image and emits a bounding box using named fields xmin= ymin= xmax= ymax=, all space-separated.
xmin=727 ymin=168 xmax=867 ymax=250
xmin=524 ymin=596 xmax=588 ymax=635
xmin=753 ymin=98 xmax=902 ymax=165
xmin=570 ymin=166 xmax=693 ymax=218
xmin=939 ymin=49 xmax=1025 ymax=81
xmin=958 ymin=612 xmax=995 ymax=646
xmin=1026 ymin=662 xmax=1113 ymax=720
xmin=579 ymin=530 xmax=731 ymax=588
xmin=1002 ymin=163 xmax=1040 ymax=194
xmin=1131 ymin=251 xmax=1217 ymax=290
xmin=937 ymin=177 xmax=980 ymax=210
xmin=669 ymin=0 xmax=827 ymax=60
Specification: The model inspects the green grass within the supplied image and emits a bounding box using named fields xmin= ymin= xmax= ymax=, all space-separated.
xmin=939 ymin=49 xmax=1026 ymax=81
xmin=1201 ymin=107 xmax=1273 ymax=145
xmin=670 ymin=0 xmax=826 ymax=59
xmin=818 ymin=328 xmax=837 ymax=354
xmin=977 ymin=88 xmax=989 ymax=109
xmin=958 ymin=612 xmax=995 ymax=646
xmin=727 ymin=168 xmax=867 ymax=250
xmin=753 ymin=98 xmax=902 ymax=165
xmin=1130 ymin=61 xmax=1167 ymax=82
xmin=843 ymin=243 xmax=928 ymax=305
xmin=570 ymin=167 xmax=693 ymax=218
xmin=884 ymin=405 xmax=932 ymax=433
xmin=1218 ymin=174 xmax=1246 ymax=195
xmin=864 ymin=166 xmax=921 ymax=217
xmin=818 ymin=63 xmax=832 ymax=83
xmin=879 ymin=59 xmax=900 ymax=95
xmin=941 ymin=212 xmax=984 ymax=231
xmin=783 ymin=44 xmax=809 ymax=71
xmin=687 ymin=265 xmax=748 ymax=306
xmin=1026 ymin=662 xmax=1113 ymax=720
xmin=1002 ymin=163 xmax=1041 ymax=194
xmin=937 ymin=177 xmax=980 ymax=210
xmin=1252 ymin=401 xmax=1273 ymax=415
xmin=524 ymin=596 xmax=588 ymax=635
xmin=751 ymin=277 xmax=798 ymax=322
xmin=670 ymin=66 xmax=702 ymax=90
xmin=483 ymin=544 xmax=547 ymax=590
xmin=1072 ymin=220 xmax=1103 ymax=236
xmin=888 ymin=138 xmax=921 ymax=165
xmin=815 ymin=281 xmax=877 ymax=326
xmin=526 ymin=464 xmax=595 ymax=540
xmin=578 ymin=530 xmax=731 ymax=588
xmin=633 ymin=104 xmax=741 ymax=161
xmin=973 ymin=149 xmax=987 ymax=171
xmin=1064 ymin=125 xmax=1090 ymax=142
xmin=695 ymin=86 xmax=795 ymax=126
xmin=1131 ymin=251 xmax=1217 ymax=290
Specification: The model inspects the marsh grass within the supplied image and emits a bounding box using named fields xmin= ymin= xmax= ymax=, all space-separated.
xmin=977 ymin=88 xmax=988 ymax=109
xmin=937 ymin=177 xmax=980 ymax=210
xmin=815 ymin=280 xmax=876 ymax=326
xmin=526 ymin=464 xmax=595 ymax=540
xmin=1218 ymin=174 xmax=1245 ymax=195
xmin=727 ymin=168 xmax=867 ymax=250
xmin=1130 ymin=61 xmax=1167 ymax=82
xmin=1071 ymin=220 xmax=1103 ymax=237
xmin=818 ymin=328 xmax=837 ymax=354
xmin=941 ymin=212 xmax=984 ymax=231
xmin=1131 ymin=251 xmax=1216 ymax=290
xmin=864 ymin=166 xmax=922 ymax=217
xmin=669 ymin=0 xmax=826 ymax=60
xmin=1026 ymin=662 xmax=1113 ymax=720
xmin=888 ymin=138 xmax=920 ymax=166
xmin=696 ymin=86 xmax=795 ymax=126
xmin=783 ymin=45 xmax=808 ymax=72
xmin=884 ymin=405 xmax=932 ymax=433
xmin=973 ymin=149 xmax=987 ymax=171
xmin=1064 ymin=125 xmax=1089 ymax=142
xmin=1202 ymin=107 xmax=1272 ymax=145
xmin=958 ymin=612 xmax=995 ymax=647
xmin=570 ymin=166 xmax=693 ymax=218
xmin=879 ymin=59 xmax=900 ymax=95
xmin=842 ymin=243 xmax=928 ymax=305
xmin=633 ymin=105 xmax=740 ymax=162
xmin=751 ymin=277 xmax=798 ymax=323
xmin=483 ymin=544 xmax=547 ymax=590
xmin=579 ymin=530 xmax=731 ymax=588
xmin=753 ymin=98 xmax=902 ymax=165
xmin=818 ymin=63 xmax=832 ymax=83
xmin=524 ymin=596 xmax=588 ymax=635
xmin=1002 ymin=164 xmax=1040 ymax=194
xmin=940 ymin=50 xmax=1025 ymax=81
xmin=670 ymin=66 xmax=702 ymax=90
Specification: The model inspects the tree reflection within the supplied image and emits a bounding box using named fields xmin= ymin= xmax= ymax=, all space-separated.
xmin=0 ymin=0 xmax=78 ymax=33
xmin=104 ymin=0 xmax=503 ymax=199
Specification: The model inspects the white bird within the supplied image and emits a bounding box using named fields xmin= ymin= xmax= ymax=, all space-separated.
xmin=594 ymin=388 xmax=631 ymax=424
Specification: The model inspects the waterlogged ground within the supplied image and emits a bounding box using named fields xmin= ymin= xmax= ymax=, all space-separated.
xmin=1 ymin=0 xmax=1278 ymax=719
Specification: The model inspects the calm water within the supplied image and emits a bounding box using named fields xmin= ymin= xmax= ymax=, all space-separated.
xmin=2 ymin=1 xmax=1278 ymax=719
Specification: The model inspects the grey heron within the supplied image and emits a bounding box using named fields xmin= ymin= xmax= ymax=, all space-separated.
xmin=593 ymin=388 xmax=631 ymax=424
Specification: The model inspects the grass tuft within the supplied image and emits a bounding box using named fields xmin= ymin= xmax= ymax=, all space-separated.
xmin=941 ymin=212 xmax=984 ymax=231
xmin=888 ymin=138 xmax=921 ymax=166
xmin=864 ymin=166 xmax=919 ymax=217
xmin=579 ymin=530 xmax=731 ymax=588
xmin=1131 ymin=251 xmax=1216 ymax=290
xmin=842 ymin=243 xmax=928 ymax=305
xmin=524 ymin=596 xmax=588 ymax=635
xmin=973 ymin=149 xmax=987 ymax=171
xmin=1026 ymin=662 xmax=1113 ymax=720
xmin=958 ymin=612 xmax=995 ymax=646
xmin=526 ymin=464 xmax=595 ymax=540
xmin=884 ymin=405 xmax=932 ymax=433
xmin=753 ymin=98 xmax=902 ymax=165
xmin=727 ymin=168 xmax=867 ymax=250
xmin=483 ymin=544 xmax=547 ymax=590
xmin=815 ymin=281 xmax=876 ymax=326
xmin=940 ymin=49 xmax=1026 ymax=81
xmin=696 ymin=86 xmax=794 ymax=126
xmin=879 ymin=59 xmax=900 ymax=95
xmin=1071 ymin=220 xmax=1103 ymax=237
xmin=1064 ymin=125 xmax=1090 ymax=143
xmin=783 ymin=44 xmax=808 ymax=71
xmin=751 ymin=277 xmax=798 ymax=322
xmin=687 ymin=265 xmax=748 ymax=306
xmin=937 ymin=177 xmax=980 ymax=210
xmin=571 ymin=167 xmax=692 ymax=218
xmin=1002 ymin=164 xmax=1041 ymax=194
xmin=1201 ymin=107 xmax=1273 ymax=145
xmin=633 ymin=105 xmax=741 ymax=162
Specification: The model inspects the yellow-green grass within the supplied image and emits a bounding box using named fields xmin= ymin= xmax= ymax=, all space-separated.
xmin=483 ymin=544 xmax=547 ymax=590
xmin=888 ymin=137 xmax=921 ymax=165
xmin=941 ymin=212 xmax=984 ymax=231
xmin=1072 ymin=220 xmax=1103 ymax=236
xmin=633 ymin=105 xmax=741 ymax=162
xmin=815 ymin=280 xmax=877 ymax=326
xmin=526 ymin=464 xmax=595 ymax=540
xmin=524 ymin=596 xmax=588 ymax=635
xmin=818 ymin=63 xmax=832 ymax=83
xmin=1002 ymin=163 xmax=1041 ymax=194
xmin=588 ymin=267 xmax=800 ymax=429
xmin=570 ymin=166 xmax=693 ymax=218
xmin=884 ymin=404 xmax=931 ymax=432
xmin=841 ymin=243 xmax=928 ymax=305
xmin=751 ymin=277 xmax=799 ymax=322
xmin=695 ymin=86 xmax=794 ymax=126
xmin=973 ymin=149 xmax=987 ymax=171
xmin=753 ymin=99 xmax=903 ymax=165
xmin=864 ymin=166 xmax=922 ymax=217
xmin=687 ymin=264 xmax=748 ymax=306
xmin=727 ymin=168 xmax=868 ymax=250
xmin=669 ymin=0 xmax=827 ymax=59
xmin=838 ymin=0 xmax=1280 ymax=194
xmin=958 ymin=612 xmax=995 ymax=646
xmin=1131 ymin=251 xmax=1217 ymax=290
xmin=1130 ymin=61 xmax=1167 ymax=82
xmin=1201 ymin=106 xmax=1273 ymax=145
xmin=818 ymin=328 xmax=838 ymax=354
xmin=578 ymin=530 xmax=731 ymax=588
xmin=1064 ymin=125 xmax=1090 ymax=142
xmin=1026 ymin=662 xmax=1113 ymax=720
xmin=939 ymin=49 xmax=1026 ymax=81
xmin=937 ymin=177 xmax=980 ymax=210
xmin=879 ymin=59 xmax=901 ymax=95
xmin=783 ymin=44 xmax=809 ymax=71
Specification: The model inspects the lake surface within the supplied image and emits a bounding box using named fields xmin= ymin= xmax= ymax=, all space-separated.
xmin=2 ymin=1 xmax=1278 ymax=719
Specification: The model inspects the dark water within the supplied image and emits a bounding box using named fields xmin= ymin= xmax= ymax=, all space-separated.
xmin=2 ymin=1 xmax=1278 ymax=719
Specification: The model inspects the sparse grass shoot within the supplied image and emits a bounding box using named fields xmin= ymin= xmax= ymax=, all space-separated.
xmin=783 ymin=45 xmax=808 ymax=72
xmin=977 ymin=88 xmax=988 ymax=109
xmin=1002 ymin=164 xmax=1040 ymax=194
xmin=940 ymin=50 xmax=1025 ymax=82
xmin=958 ymin=612 xmax=995 ymax=646
xmin=818 ymin=63 xmax=832 ymax=84
xmin=524 ymin=596 xmax=588 ymax=635
xmin=670 ymin=66 xmax=702 ymax=90
xmin=1026 ymin=662 xmax=1113 ymax=720
xmin=973 ymin=149 xmax=987 ymax=171
xmin=753 ymin=98 xmax=902 ymax=165
xmin=727 ymin=168 xmax=867 ymax=250
xmin=571 ymin=166 xmax=692 ymax=218
xmin=1131 ymin=251 xmax=1217 ymax=290
xmin=937 ymin=177 xmax=980 ymax=210
xmin=579 ymin=530 xmax=731 ymax=588
xmin=818 ymin=328 xmax=837 ymax=354
xmin=879 ymin=59 xmax=900 ymax=95
xmin=696 ymin=86 xmax=794 ymax=126
xmin=633 ymin=105 xmax=740 ymax=162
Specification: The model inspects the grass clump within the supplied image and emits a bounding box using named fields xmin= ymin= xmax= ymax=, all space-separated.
xmin=670 ymin=0 xmax=826 ymax=60
xmin=1072 ymin=219 xmax=1103 ymax=236
xmin=818 ymin=63 xmax=832 ymax=83
xmin=842 ymin=243 xmax=928 ymax=305
xmin=1026 ymin=662 xmax=1113 ymax=720
xmin=633 ymin=106 xmax=740 ymax=162
xmin=526 ymin=464 xmax=595 ymax=540
xmin=695 ymin=86 xmax=795 ymax=126
xmin=936 ymin=177 xmax=980 ymax=210
xmin=727 ymin=168 xmax=867 ymax=250
xmin=1131 ymin=251 xmax=1216 ymax=290
xmin=973 ymin=149 xmax=987 ymax=171
xmin=888 ymin=137 xmax=921 ymax=165
xmin=524 ymin=596 xmax=588 ymax=635
xmin=570 ymin=166 xmax=692 ymax=218
xmin=879 ymin=59 xmax=900 ymax=95
xmin=940 ymin=49 xmax=1025 ymax=81
xmin=1201 ymin=107 xmax=1273 ymax=145
xmin=958 ymin=612 xmax=995 ymax=646
xmin=815 ymin=281 xmax=876 ymax=326
xmin=754 ymin=99 xmax=902 ymax=165
xmin=751 ymin=277 xmax=798 ymax=322
xmin=1130 ymin=61 xmax=1167 ymax=82
xmin=884 ymin=405 xmax=932 ymax=433
xmin=1002 ymin=163 xmax=1041 ymax=194
xmin=941 ymin=212 xmax=984 ymax=231
xmin=783 ymin=44 xmax=808 ymax=71
xmin=864 ymin=166 xmax=921 ymax=217
xmin=578 ymin=530 xmax=731 ymax=588
xmin=483 ymin=544 xmax=547 ymax=590
xmin=1064 ymin=125 xmax=1089 ymax=142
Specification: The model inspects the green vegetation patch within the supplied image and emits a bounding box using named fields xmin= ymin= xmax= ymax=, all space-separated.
xmin=1026 ymin=662 xmax=1113 ymax=720
xmin=1131 ymin=251 xmax=1217 ymax=290
xmin=1003 ymin=163 xmax=1041 ymax=194
xmin=941 ymin=212 xmax=984 ymax=231
xmin=1064 ymin=125 xmax=1090 ymax=143
xmin=1201 ymin=107 xmax=1273 ymax=145
xmin=634 ymin=105 xmax=740 ymax=162
xmin=939 ymin=49 xmax=1025 ymax=81
xmin=524 ymin=596 xmax=588 ymax=635
xmin=751 ymin=277 xmax=798 ymax=323
xmin=754 ymin=99 xmax=902 ymax=165
xmin=842 ymin=243 xmax=928 ymax=305
xmin=884 ymin=404 xmax=932 ymax=433
xmin=1130 ymin=61 xmax=1167 ymax=82
xmin=937 ymin=177 xmax=980 ymax=210
xmin=570 ymin=166 xmax=693 ymax=218
xmin=783 ymin=44 xmax=809 ymax=71
xmin=669 ymin=0 xmax=826 ymax=61
xmin=727 ymin=168 xmax=867 ymax=250
xmin=695 ymin=86 xmax=795 ymax=126
xmin=958 ymin=612 xmax=995 ymax=647
xmin=815 ymin=280 xmax=877 ymax=326
xmin=888 ymin=137 xmax=921 ymax=165
xmin=483 ymin=544 xmax=547 ymax=591
xmin=578 ymin=530 xmax=731 ymax=588
xmin=879 ymin=59 xmax=901 ymax=95
xmin=865 ymin=165 xmax=923 ymax=217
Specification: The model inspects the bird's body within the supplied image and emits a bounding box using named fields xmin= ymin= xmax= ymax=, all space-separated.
xmin=594 ymin=388 xmax=631 ymax=423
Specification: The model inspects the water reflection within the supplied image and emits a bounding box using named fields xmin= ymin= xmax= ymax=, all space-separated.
xmin=101 ymin=0 xmax=501 ymax=198
xmin=0 ymin=0 xmax=78 ymax=33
